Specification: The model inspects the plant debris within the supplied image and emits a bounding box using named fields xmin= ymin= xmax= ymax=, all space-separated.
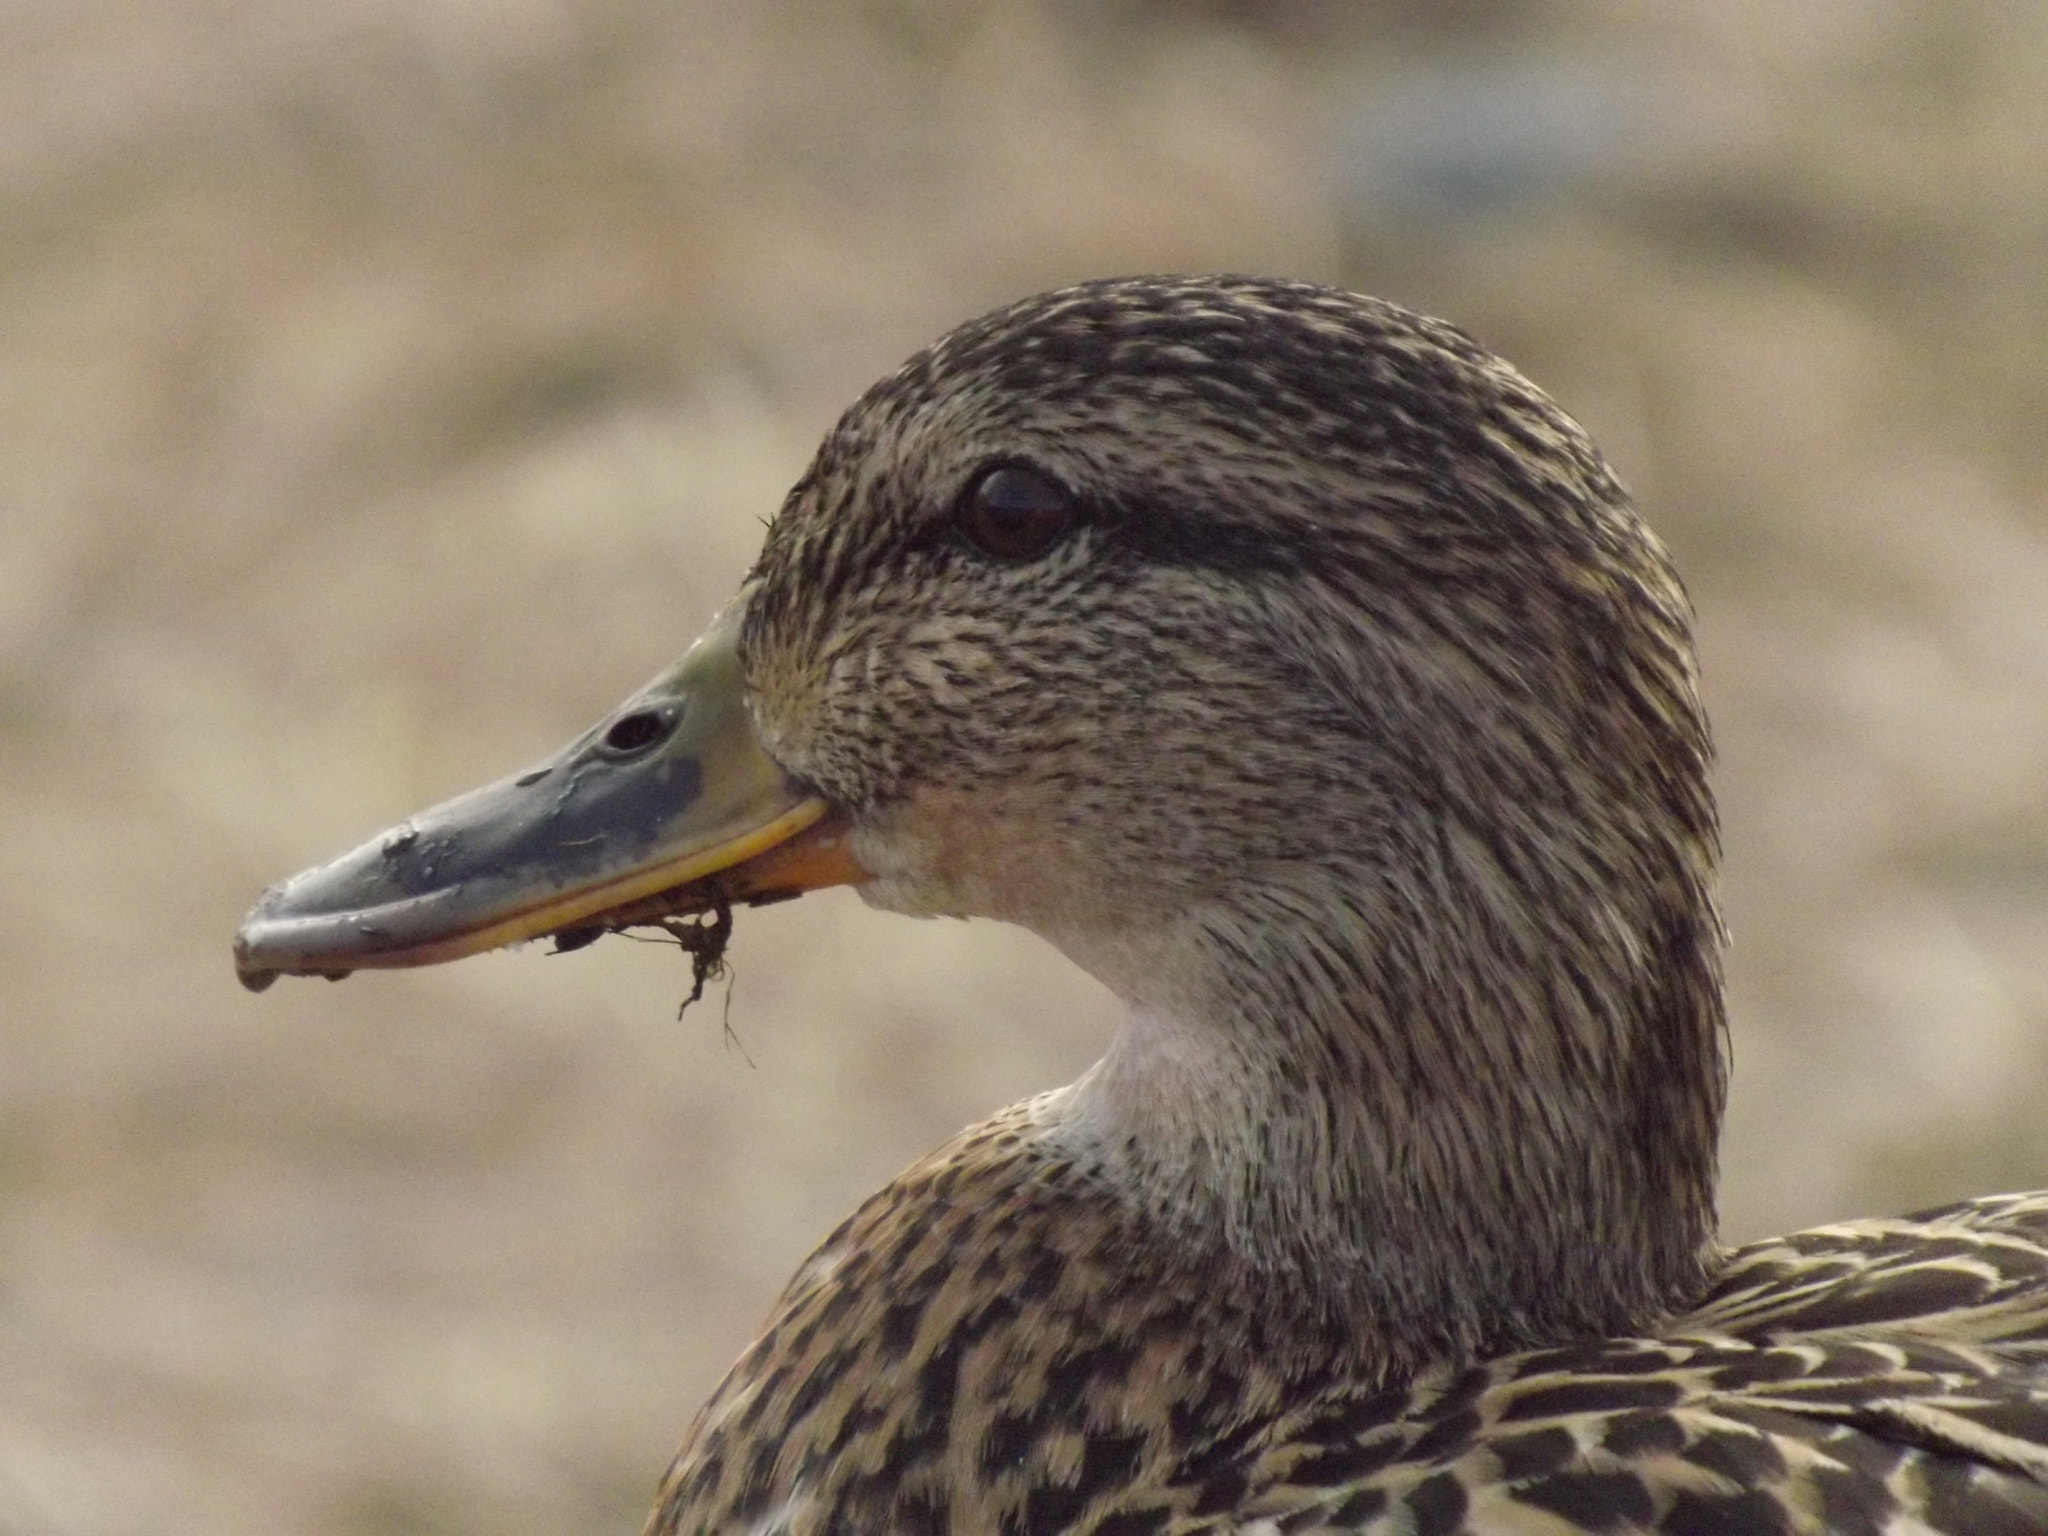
xmin=548 ymin=898 xmax=749 ymax=1057
xmin=549 ymin=925 xmax=603 ymax=955
xmin=650 ymin=899 xmax=735 ymax=1016
xmin=548 ymin=901 xmax=733 ymax=1007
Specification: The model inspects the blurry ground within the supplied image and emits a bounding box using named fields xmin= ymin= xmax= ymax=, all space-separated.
xmin=3 ymin=1 xmax=2047 ymax=1531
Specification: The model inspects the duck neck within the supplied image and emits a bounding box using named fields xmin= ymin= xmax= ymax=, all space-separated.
xmin=1044 ymin=851 xmax=1725 ymax=1382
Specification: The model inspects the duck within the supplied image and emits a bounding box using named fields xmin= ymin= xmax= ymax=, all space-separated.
xmin=234 ymin=275 xmax=2048 ymax=1535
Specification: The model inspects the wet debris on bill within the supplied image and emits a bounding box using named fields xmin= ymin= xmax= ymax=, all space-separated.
xmin=653 ymin=900 xmax=735 ymax=1016
xmin=551 ymin=900 xmax=738 ymax=1020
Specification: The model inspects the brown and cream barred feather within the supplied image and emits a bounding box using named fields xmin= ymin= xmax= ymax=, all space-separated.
xmin=649 ymin=1111 xmax=2048 ymax=1535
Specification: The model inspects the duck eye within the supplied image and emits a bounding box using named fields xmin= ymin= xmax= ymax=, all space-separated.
xmin=957 ymin=465 xmax=1077 ymax=562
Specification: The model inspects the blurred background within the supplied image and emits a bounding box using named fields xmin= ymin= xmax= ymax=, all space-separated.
xmin=3 ymin=0 xmax=2046 ymax=1530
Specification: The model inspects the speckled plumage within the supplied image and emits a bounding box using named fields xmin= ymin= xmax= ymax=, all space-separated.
xmin=655 ymin=1171 xmax=2048 ymax=1534
xmin=643 ymin=278 xmax=2048 ymax=1534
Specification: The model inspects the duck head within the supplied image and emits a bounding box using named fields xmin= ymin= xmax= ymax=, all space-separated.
xmin=237 ymin=276 xmax=1725 ymax=1365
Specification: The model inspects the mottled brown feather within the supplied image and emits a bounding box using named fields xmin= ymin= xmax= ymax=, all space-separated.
xmin=638 ymin=278 xmax=2048 ymax=1534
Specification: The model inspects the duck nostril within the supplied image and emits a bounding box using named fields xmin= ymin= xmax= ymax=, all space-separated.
xmin=602 ymin=707 xmax=677 ymax=756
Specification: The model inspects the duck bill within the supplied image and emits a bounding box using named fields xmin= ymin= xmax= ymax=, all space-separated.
xmin=232 ymin=600 xmax=865 ymax=992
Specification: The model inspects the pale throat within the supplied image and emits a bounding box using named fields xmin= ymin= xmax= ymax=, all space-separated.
xmin=1027 ymin=888 xmax=1692 ymax=1356
xmin=851 ymin=791 xmax=1704 ymax=1340
xmin=1034 ymin=906 xmax=1382 ymax=1276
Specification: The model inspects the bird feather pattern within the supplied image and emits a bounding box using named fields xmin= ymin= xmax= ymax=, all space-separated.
xmin=238 ymin=275 xmax=2048 ymax=1535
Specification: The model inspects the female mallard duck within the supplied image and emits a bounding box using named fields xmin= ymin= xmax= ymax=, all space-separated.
xmin=236 ymin=276 xmax=2048 ymax=1534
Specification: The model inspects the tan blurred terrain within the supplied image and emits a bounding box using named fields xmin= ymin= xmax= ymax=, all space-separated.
xmin=3 ymin=2 xmax=2047 ymax=1531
